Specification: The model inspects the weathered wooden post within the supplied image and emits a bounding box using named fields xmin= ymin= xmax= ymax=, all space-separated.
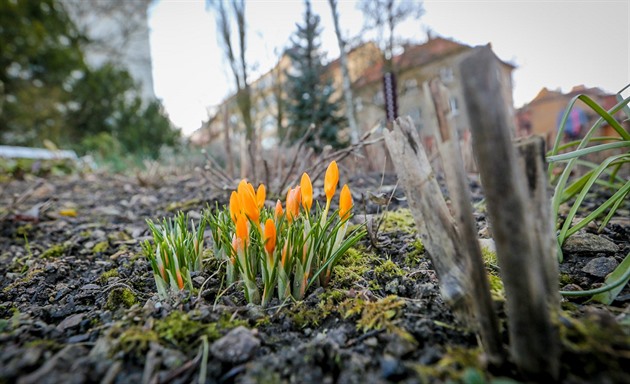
xmin=460 ymin=46 xmax=559 ymax=379
xmin=428 ymin=79 xmax=504 ymax=365
xmin=383 ymin=117 xmax=470 ymax=310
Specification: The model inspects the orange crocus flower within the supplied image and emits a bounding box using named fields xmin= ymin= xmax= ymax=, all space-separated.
xmin=256 ymin=184 xmax=266 ymax=210
xmin=300 ymin=173 xmax=313 ymax=212
xmin=274 ymin=199 xmax=283 ymax=221
xmin=324 ymin=161 xmax=339 ymax=202
xmin=286 ymin=187 xmax=300 ymax=223
xmin=235 ymin=213 xmax=249 ymax=244
xmin=229 ymin=191 xmax=241 ymax=223
xmin=263 ymin=218 xmax=276 ymax=257
xmin=339 ymin=184 xmax=353 ymax=220
xmin=176 ymin=269 xmax=184 ymax=290
xmin=240 ymin=187 xmax=260 ymax=223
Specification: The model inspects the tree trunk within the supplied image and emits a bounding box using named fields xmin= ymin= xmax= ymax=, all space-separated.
xmin=328 ymin=0 xmax=359 ymax=144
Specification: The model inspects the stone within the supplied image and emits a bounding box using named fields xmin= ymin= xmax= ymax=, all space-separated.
xmin=210 ymin=326 xmax=260 ymax=364
xmin=561 ymin=232 xmax=619 ymax=254
xmin=582 ymin=257 xmax=619 ymax=278
xmin=55 ymin=313 xmax=84 ymax=333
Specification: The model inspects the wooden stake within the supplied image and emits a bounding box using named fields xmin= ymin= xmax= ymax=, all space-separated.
xmin=428 ymin=79 xmax=504 ymax=365
xmin=383 ymin=116 xmax=469 ymax=310
xmin=460 ymin=46 xmax=559 ymax=379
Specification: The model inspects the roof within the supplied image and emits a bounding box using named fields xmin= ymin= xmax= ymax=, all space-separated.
xmin=352 ymin=37 xmax=473 ymax=89
xmin=527 ymin=85 xmax=611 ymax=106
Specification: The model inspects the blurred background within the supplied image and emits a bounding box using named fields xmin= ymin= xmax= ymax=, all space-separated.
xmin=1 ymin=0 xmax=628 ymax=176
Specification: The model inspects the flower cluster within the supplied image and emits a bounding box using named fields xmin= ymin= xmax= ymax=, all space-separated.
xmin=207 ymin=161 xmax=365 ymax=306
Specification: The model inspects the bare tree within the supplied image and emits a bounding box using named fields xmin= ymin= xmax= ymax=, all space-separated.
xmin=327 ymin=0 xmax=359 ymax=144
xmin=358 ymin=0 xmax=424 ymax=73
xmin=208 ymin=0 xmax=257 ymax=180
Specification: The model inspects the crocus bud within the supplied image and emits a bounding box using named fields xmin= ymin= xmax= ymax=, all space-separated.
xmin=324 ymin=161 xmax=339 ymax=202
xmin=300 ymin=173 xmax=313 ymax=212
xmin=339 ymin=184 xmax=353 ymax=220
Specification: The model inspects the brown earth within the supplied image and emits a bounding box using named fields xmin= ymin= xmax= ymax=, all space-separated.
xmin=0 ymin=170 xmax=629 ymax=384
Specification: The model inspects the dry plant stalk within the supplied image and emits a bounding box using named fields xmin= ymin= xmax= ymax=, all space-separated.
xmin=428 ymin=79 xmax=504 ymax=364
xmin=460 ymin=46 xmax=559 ymax=379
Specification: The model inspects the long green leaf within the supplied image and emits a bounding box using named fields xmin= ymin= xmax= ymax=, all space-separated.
xmin=591 ymin=252 xmax=630 ymax=304
xmin=547 ymin=141 xmax=630 ymax=162
xmin=558 ymin=154 xmax=630 ymax=245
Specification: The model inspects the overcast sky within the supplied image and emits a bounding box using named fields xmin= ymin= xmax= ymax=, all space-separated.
xmin=148 ymin=0 xmax=630 ymax=135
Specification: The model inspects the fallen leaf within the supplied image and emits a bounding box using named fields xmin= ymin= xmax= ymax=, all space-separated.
xmin=59 ymin=208 xmax=77 ymax=217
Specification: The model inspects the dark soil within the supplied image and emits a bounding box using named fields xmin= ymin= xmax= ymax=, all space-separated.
xmin=1 ymin=170 xmax=629 ymax=384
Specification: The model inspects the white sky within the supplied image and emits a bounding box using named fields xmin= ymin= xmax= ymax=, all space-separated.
xmin=149 ymin=0 xmax=630 ymax=135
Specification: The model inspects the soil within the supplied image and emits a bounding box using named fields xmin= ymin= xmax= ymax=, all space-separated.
xmin=0 ymin=169 xmax=629 ymax=384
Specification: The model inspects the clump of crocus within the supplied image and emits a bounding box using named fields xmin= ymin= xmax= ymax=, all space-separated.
xmin=143 ymin=212 xmax=206 ymax=300
xmin=204 ymin=160 xmax=365 ymax=306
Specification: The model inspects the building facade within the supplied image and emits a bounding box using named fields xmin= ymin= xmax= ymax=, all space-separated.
xmin=196 ymin=37 xmax=516 ymax=172
xmin=63 ymin=0 xmax=157 ymax=104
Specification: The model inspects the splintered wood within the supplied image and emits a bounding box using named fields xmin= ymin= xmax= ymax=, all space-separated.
xmin=461 ymin=46 xmax=559 ymax=379
xmin=384 ymin=46 xmax=560 ymax=379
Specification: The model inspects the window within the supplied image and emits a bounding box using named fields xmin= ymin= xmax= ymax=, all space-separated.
xmin=449 ymin=96 xmax=459 ymax=116
xmin=440 ymin=67 xmax=454 ymax=83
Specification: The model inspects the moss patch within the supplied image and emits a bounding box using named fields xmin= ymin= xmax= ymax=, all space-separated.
xmin=100 ymin=269 xmax=119 ymax=284
xmin=340 ymin=295 xmax=414 ymax=342
xmin=92 ymin=241 xmax=109 ymax=254
xmin=106 ymin=287 xmax=136 ymax=310
xmin=374 ymin=259 xmax=404 ymax=278
xmin=380 ymin=208 xmax=416 ymax=234
xmin=154 ymin=311 xmax=248 ymax=351
xmin=332 ymin=247 xmax=376 ymax=288
xmin=40 ymin=243 xmax=68 ymax=259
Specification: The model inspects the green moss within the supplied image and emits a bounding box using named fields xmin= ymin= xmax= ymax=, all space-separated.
xmin=106 ymin=287 xmax=136 ymax=310
xmin=108 ymin=231 xmax=131 ymax=242
xmin=559 ymin=273 xmax=574 ymax=285
xmin=404 ymin=238 xmax=425 ymax=267
xmin=480 ymin=247 xmax=498 ymax=270
xmin=2 ymin=268 xmax=44 ymax=293
xmin=154 ymin=311 xmax=248 ymax=351
xmin=92 ymin=241 xmax=109 ymax=254
xmin=380 ymin=208 xmax=416 ymax=234
xmin=374 ymin=259 xmax=404 ymax=278
xmin=340 ymin=295 xmax=415 ymax=343
xmin=40 ymin=243 xmax=68 ymax=259
xmin=117 ymin=325 xmax=159 ymax=357
xmin=166 ymin=198 xmax=202 ymax=212
xmin=332 ymin=247 xmax=375 ymax=288
xmin=411 ymin=346 xmax=485 ymax=382
xmin=24 ymin=339 xmax=63 ymax=352
xmin=100 ymin=269 xmax=119 ymax=284
xmin=16 ymin=224 xmax=33 ymax=237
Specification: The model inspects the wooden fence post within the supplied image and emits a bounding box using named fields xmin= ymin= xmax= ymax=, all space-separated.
xmin=460 ymin=46 xmax=559 ymax=379
xmin=428 ymin=79 xmax=504 ymax=365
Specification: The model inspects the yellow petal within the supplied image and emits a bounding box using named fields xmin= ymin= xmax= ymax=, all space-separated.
xmin=274 ymin=199 xmax=284 ymax=221
xmin=300 ymin=173 xmax=313 ymax=212
xmin=324 ymin=161 xmax=339 ymax=202
xmin=263 ymin=218 xmax=276 ymax=256
xmin=339 ymin=184 xmax=353 ymax=220
xmin=240 ymin=187 xmax=260 ymax=223
xmin=229 ymin=191 xmax=241 ymax=223
xmin=256 ymin=184 xmax=266 ymax=209
xmin=235 ymin=213 xmax=249 ymax=243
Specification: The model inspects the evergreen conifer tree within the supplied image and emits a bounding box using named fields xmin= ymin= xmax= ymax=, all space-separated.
xmin=285 ymin=0 xmax=347 ymax=151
